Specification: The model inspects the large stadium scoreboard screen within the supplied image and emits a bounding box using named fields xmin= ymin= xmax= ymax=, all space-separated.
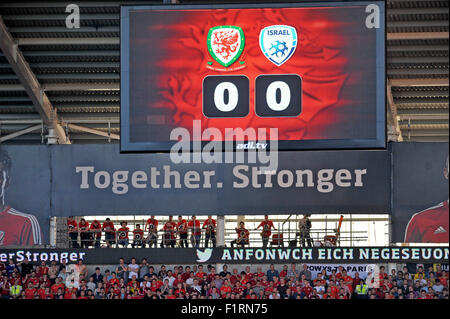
xmin=120 ymin=2 xmax=385 ymax=152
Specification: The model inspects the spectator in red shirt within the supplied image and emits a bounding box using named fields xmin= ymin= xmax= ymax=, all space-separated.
xmin=117 ymin=221 xmax=130 ymax=248
xmin=50 ymin=277 xmax=65 ymax=295
xmin=25 ymin=271 xmax=40 ymax=289
xmin=256 ymin=215 xmax=276 ymax=247
xmin=24 ymin=282 xmax=36 ymax=299
xmin=341 ymin=270 xmax=354 ymax=293
xmin=109 ymin=272 xmax=120 ymax=287
xmin=328 ymin=279 xmax=339 ymax=298
xmin=323 ymin=287 xmax=334 ymax=299
xmin=172 ymin=273 xmax=183 ymax=289
xmin=36 ymin=261 xmax=49 ymax=278
xmin=67 ymin=216 xmax=79 ymax=248
xmin=279 ymin=265 xmax=289 ymax=279
xmin=336 ymin=266 xmax=344 ymax=281
xmin=165 ymin=288 xmax=176 ymax=299
xmin=300 ymin=280 xmax=313 ymax=299
xmin=231 ymin=221 xmax=249 ymax=248
xmin=78 ymin=290 xmax=89 ymax=299
xmin=338 ymin=292 xmax=348 ymax=299
xmin=180 ymin=266 xmax=191 ymax=282
xmin=78 ymin=218 xmax=90 ymax=248
xmin=89 ymin=219 xmax=102 ymax=248
xmin=61 ymin=288 xmax=71 ymax=299
xmin=242 ymin=266 xmax=255 ymax=286
xmin=220 ymin=279 xmax=232 ymax=296
xmin=145 ymin=216 xmax=158 ymax=248
xmin=174 ymin=282 xmax=186 ymax=297
xmin=131 ymin=224 xmax=144 ymax=248
xmin=439 ymin=271 xmax=448 ymax=286
xmin=0 ymin=275 xmax=10 ymax=298
xmin=196 ymin=265 xmax=206 ymax=280
xmin=130 ymin=289 xmax=143 ymax=299
xmin=255 ymin=266 xmax=265 ymax=279
xmin=379 ymin=265 xmax=388 ymax=280
xmin=163 ymin=216 xmax=176 ymax=248
xmin=102 ymin=218 xmax=116 ymax=248
xmin=43 ymin=287 xmax=53 ymax=299
xmin=36 ymin=283 xmax=46 ymax=299
xmin=206 ymin=267 xmax=217 ymax=283
xmin=40 ymin=274 xmax=51 ymax=289
xmin=188 ymin=216 xmax=201 ymax=248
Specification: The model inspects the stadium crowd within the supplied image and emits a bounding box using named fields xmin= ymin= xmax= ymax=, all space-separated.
xmin=0 ymin=256 xmax=448 ymax=300
xmin=66 ymin=215 xmax=313 ymax=249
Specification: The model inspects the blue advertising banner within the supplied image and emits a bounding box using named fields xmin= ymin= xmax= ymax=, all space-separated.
xmin=50 ymin=145 xmax=390 ymax=216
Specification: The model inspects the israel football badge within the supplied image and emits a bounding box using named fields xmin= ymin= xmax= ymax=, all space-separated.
xmin=207 ymin=25 xmax=245 ymax=67
xmin=259 ymin=25 xmax=297 ymax=66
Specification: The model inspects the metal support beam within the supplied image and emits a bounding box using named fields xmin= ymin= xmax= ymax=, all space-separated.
xmin=0 ymin=119 xmax=43 ymax=125
xmin=30 ymin=62 xmax=119 ymax=68
xmin=399 ymin=113 xmax=448 ymax=124
xmin=398 ymin=108 xmax=449 ymax=116
xmin=37 ymin=73 xmax=120 ymax=80
xmin=2 ymin=14 xmax=118 ymax=21
xmin=0 ymin=1 xmax=148 ymax=7
xmin=0 ymin=82 xmax=118 ymax=92
xmin=388 ymin=56 xmax=450 ymax=64
xmin=387 ymin=32 xmax=449 ymax=40
xmin=387 ymin=20 xmax=449 ymax=28
xmin=61 ymin=119 xmax=120 ymax=124
xmin=404 ymin=136 xmax=449 ymax=142
xmin=0 ymin=84 xmax=24 ymax=91
xmin=387 ymin=80 xmax=403 ymax=142
xmin=9 ymin=26 xmax=120 ymax=33
xmin=387 ymin=68 xmax=449 ymax=76
xmin=45 ymin=83 xmax=120 ymax=91
xmin=17 ymin=37 xmax=119 ymax=45
xmin=390 ymin=78 xmax=449 ymax=87
xmin=66 ymin=123 xmax=120 ymax=140
xmin=0 ymin=15 xmax=70 ymax=144
xmin=387 ymin=45 xmax=449 ymax=52
xmin=14 ymin=50 xmax=119 ymax=57
xmin=391 ymin=90 xmax=449 ymax=98
xmin=399 ymin=125 xmax=449 ymax=132
xmin=0 ymin=124 xmax=42 ymax=143
xmin=387 ymin=8 xmax=450 ymax=15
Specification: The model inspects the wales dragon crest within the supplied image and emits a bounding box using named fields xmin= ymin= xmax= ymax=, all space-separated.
xmin=207 ymin=26 xmax=245 ymax=67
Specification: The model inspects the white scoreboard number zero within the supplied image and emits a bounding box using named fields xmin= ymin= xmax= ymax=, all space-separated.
xmin=213 ymin=81 xmax=239 ymax=112
xmin=265 ymin=80 xmax=291 ymax=112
